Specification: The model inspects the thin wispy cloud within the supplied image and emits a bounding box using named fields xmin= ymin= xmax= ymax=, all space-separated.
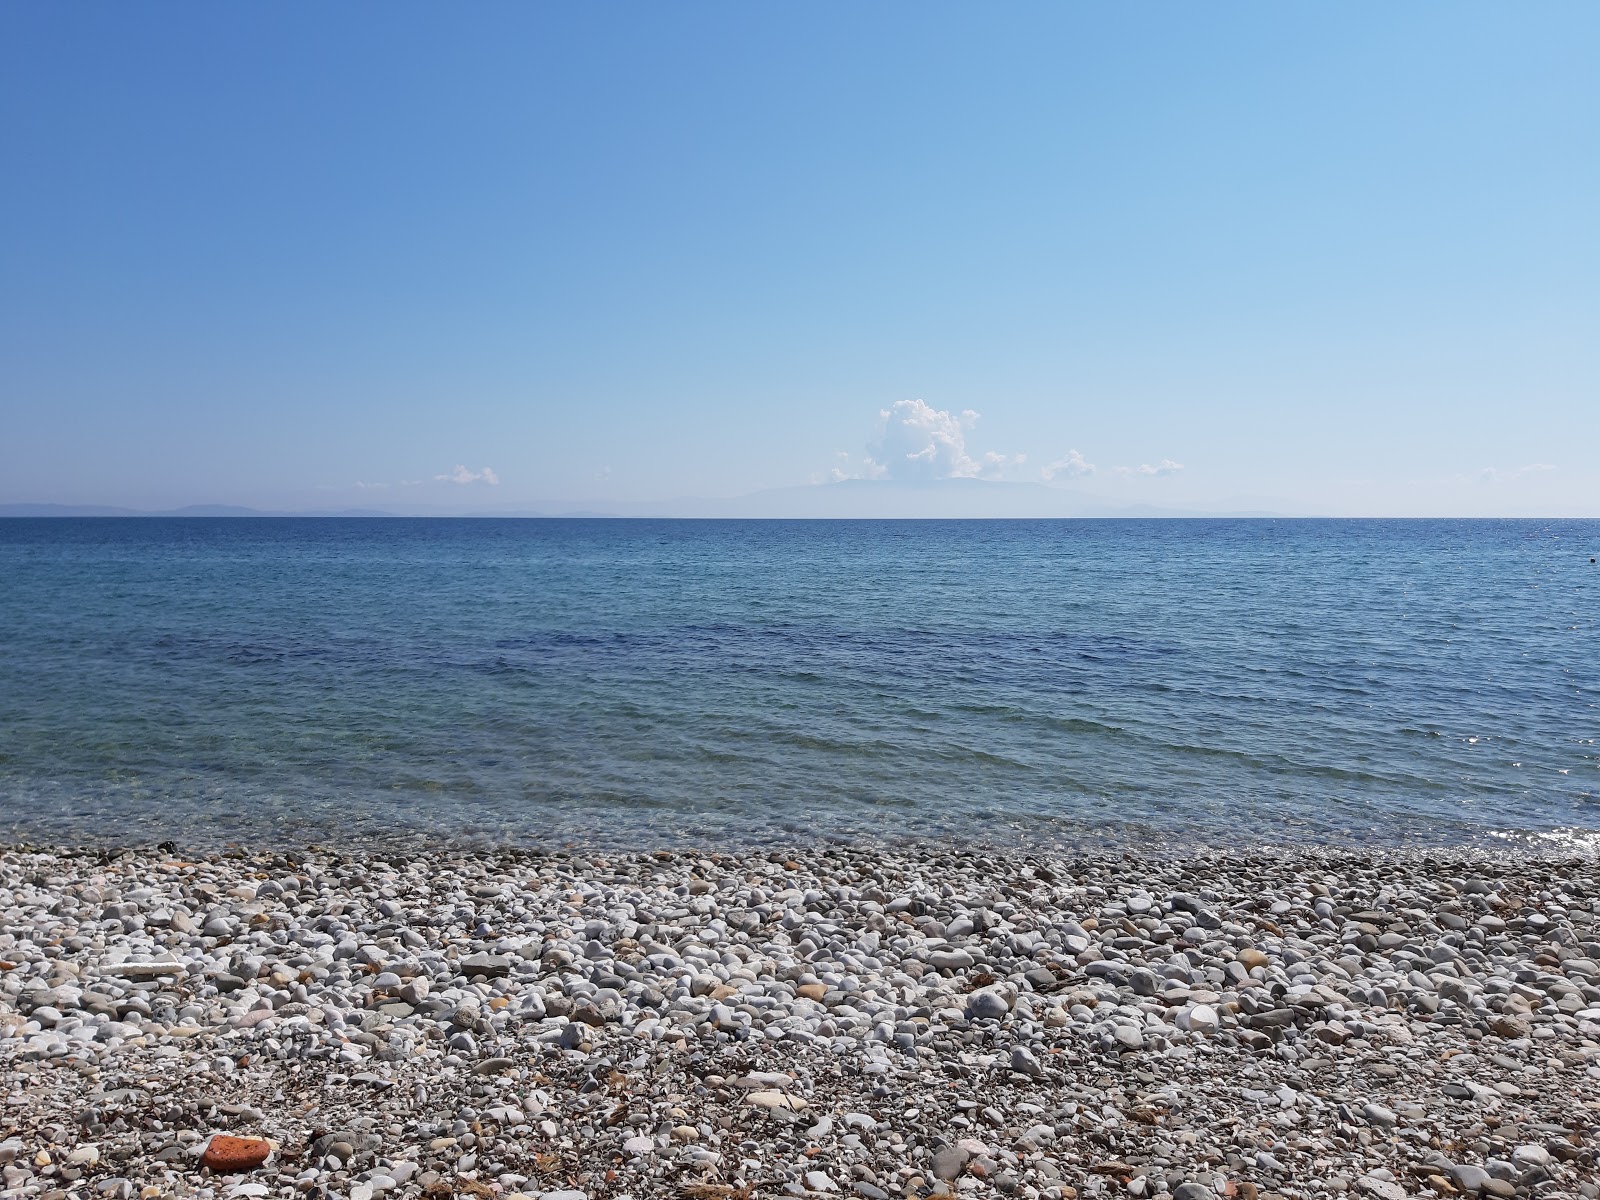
xmin=1042 ymin=450 xmax=1095 ymax=481
xmin=1137 ymin=459 xmax=1184 ymax=477
xmin=436 ymin=465 xmax=500 ymax=485
xmin=979 ymin=450 xmax=1027 ymax=476
xmin=1477 ymin=463 xmax=1555 ymax=485
xmin=337 ymin=466 xmax=501 ymax=491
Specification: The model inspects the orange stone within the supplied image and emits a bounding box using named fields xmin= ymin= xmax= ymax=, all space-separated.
xmin=201 ymin=1135 xmax=271 ymax=1173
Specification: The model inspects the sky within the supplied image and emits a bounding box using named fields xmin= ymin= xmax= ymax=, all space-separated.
xmin=2 ymin=4 xmax=1597 ymax=516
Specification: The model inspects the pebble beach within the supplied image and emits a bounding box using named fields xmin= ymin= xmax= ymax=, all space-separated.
xmin=4 ymin=844 xmax=1599 ymax=1200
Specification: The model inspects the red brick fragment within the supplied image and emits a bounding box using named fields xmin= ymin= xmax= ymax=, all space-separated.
xmin=201 ymin=1135 xmax=271 ymax=1173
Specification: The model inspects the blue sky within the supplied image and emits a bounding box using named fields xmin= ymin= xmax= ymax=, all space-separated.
xmin=2 ymin=4 xmax=1596 ymax=515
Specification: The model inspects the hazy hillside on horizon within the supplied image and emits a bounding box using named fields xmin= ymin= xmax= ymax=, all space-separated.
xmin=0 ymin=479 xmax=1289 ymax=520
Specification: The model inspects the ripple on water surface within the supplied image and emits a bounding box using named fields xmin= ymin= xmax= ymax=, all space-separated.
xmin=0 ymin=517 xmax=1596 ymax=851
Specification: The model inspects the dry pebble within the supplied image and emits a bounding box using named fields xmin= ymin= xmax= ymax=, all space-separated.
xmin=3 ymin=843 xmax=1600 ymax=1200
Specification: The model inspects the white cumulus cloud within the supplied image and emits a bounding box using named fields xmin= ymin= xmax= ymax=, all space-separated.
xmin=1478 ymin=463 xmax=1555 ymax=485
xmin=864 ymin=399 xmax=984 ymax=480
xmin=849 ymin=399 xmax=1027 ymax=481
xmin=1042 ymin=450 xmax=1095 ymax=481
xmin=435 ymin=465 xmax=500 ymax=485
xmin=827 ymin=400 xmax=1185 ymax=487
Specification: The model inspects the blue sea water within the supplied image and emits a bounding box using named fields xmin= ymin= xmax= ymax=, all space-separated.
xmin=0 ymin=517 xmax=1596 ymax=851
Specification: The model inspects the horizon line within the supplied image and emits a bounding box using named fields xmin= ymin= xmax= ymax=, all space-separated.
xmin=6 ymin=507 xmax=1600 ymax=522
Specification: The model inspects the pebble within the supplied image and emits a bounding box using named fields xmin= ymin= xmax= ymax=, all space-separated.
xmin=966 ymin=983 xmax=1016 ymax=1020
xmin=748 ymin=1090 xmax=809 ymax=1111
xmin=199 ymin=1135 xmax=271 ymax=1173
xmin=1009 ymin=1044 xmax=1046 ymax=1078
xmin=932 ymin=1146 xmax=969 ymax=1180
xmin=1 ymin=843 xmax=1597 ymax=1198
xmin=1450 ymin=1165 xmax=1492 ymax=1192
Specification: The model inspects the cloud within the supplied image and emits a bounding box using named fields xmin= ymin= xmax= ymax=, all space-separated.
xmin=335 ymin=466 xmax=500 ymax=490
xmin=978 ymin=450 xmax=1026 ymax=479
xmin=1042 ymin=450 xmax=1095 ymax=481
xmin=851 ymin=399 xmax=1031 ymax=481
xmin=827 ymin=399 xmax=1183 ymax=487
xmin=864 ymin=399 xmax=984 ymax=480
xmin=435 ymin=465 xmax=500 ymax=485
xmin=1478 ymin=463 xmax=1555 ymax=485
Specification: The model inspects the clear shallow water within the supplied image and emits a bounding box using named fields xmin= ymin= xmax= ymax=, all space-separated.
xmin=1 ymin=518 xmax=1596 ymax=851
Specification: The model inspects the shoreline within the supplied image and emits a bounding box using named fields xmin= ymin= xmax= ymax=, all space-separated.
xmin=3 ymin=843 xmax=1599 ymax=1200
xmin=5 ymin=823 xmax=1599 ymax=862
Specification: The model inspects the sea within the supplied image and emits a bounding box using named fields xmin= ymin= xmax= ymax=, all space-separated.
xmin=1 ymin=518 xmax=1596 ymax=853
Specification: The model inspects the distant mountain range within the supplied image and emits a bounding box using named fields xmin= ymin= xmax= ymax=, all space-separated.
xmin=0 ymin=503 xmax=396 ymax=518
xmin=1 ymin=480 xmax=1286 ymax=519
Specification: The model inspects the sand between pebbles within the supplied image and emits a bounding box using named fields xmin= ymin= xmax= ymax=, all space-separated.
xmin=3 ymin=844 xmax=1600 ymax=1200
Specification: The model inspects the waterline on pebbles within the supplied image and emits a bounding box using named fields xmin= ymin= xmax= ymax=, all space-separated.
xmin=3 ymin=844 xmax=1600 ymax=1199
